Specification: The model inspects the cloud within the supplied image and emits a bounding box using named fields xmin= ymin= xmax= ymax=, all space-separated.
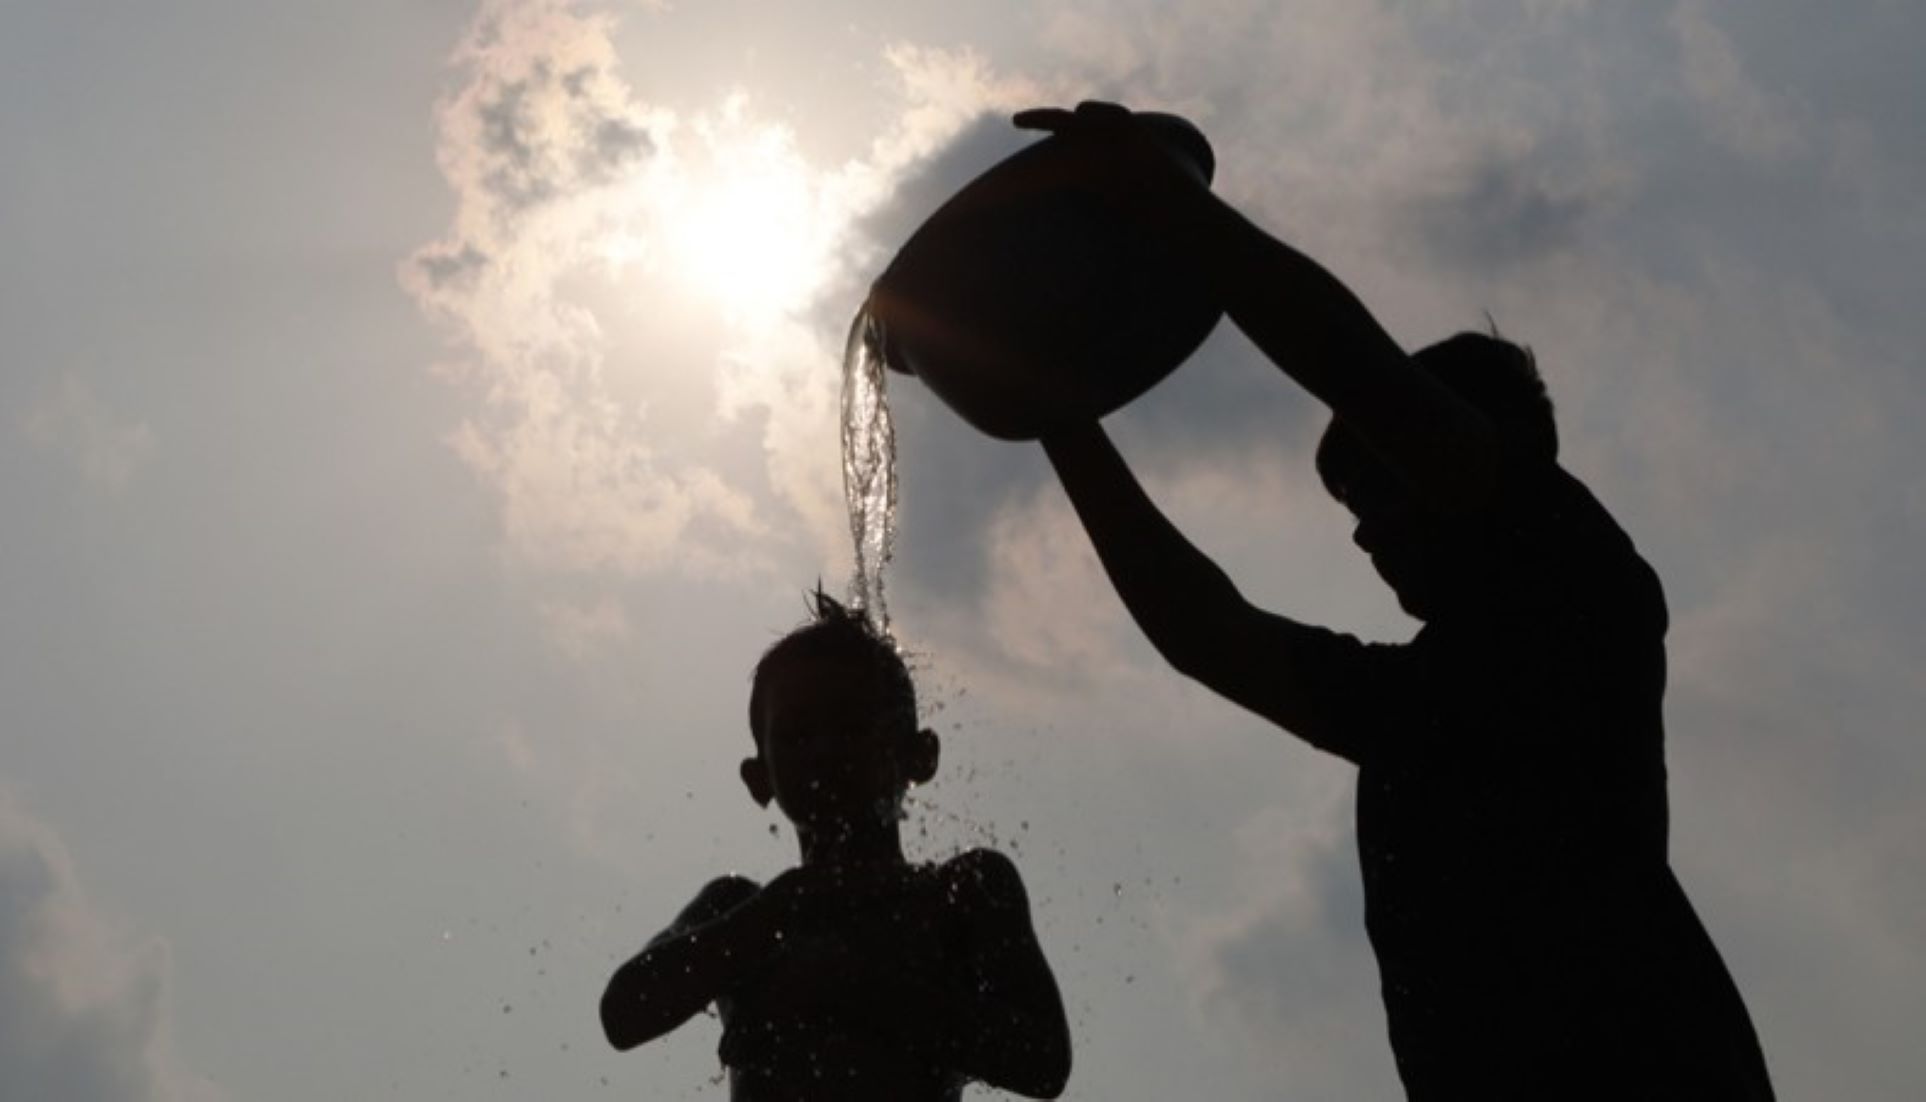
xmin=1177 ymin=796 xmax=1400 ymax=1101
xmin=405 ymin=3 xmax=1059 ymax=584
xmin=404 ymin=0 xmax=765 ymax=579
xmin=854 ymin=5 xmax=1926 ymax=1096
xmin=384 ymin=1 xmax=1926 ymax=1095
xmin=534 ymin=595 xmax=635 ymax=661
xmin=0 ymin=792 xmax=217 ymax=1102
xmin=23 ymin=376 xmax=156 ymax=493
xmin=1668 ymin=1 xmax=1805 ymax=163
xmin=1405 ymin=139 xmax=1630 ymax=269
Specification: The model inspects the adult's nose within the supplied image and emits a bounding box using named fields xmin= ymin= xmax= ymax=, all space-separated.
xmin=1351 ymin=519 xmax=1377 ymax=553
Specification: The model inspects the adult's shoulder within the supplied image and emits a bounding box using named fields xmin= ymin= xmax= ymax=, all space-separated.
xmin=1497 ymin=458 xmax=1668 ymax=628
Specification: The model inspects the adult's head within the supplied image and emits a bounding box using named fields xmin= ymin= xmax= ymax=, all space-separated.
xmin=740 ymin=590 xmax=938 ymax=827
xmin=1315 ymin=331 xmax=1556 ymax=620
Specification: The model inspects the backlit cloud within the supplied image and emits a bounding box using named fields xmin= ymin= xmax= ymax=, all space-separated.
xmin=404 ymin=0 xmax=762 ymax=578
xmin=22 ymin=376 xmax=156 ymax=494
xmin=0 ymin=792 xmax=217 ymax=1102
xmin=406 ymin=1 xmax=1050 ymax=582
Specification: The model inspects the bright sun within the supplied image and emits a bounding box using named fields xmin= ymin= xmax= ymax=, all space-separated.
xmin=653 ymin=103 xmax=838 ymax=326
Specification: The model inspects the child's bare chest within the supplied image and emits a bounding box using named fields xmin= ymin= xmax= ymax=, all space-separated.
xmin=719 ymin=871 xmax=971 ymax=1078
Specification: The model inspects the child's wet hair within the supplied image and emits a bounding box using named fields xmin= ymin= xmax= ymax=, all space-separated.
xmin=747 ymin=587 xmax=918 ymax=749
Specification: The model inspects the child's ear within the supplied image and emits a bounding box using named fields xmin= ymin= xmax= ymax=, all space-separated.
xmin=903 ymin=727 xmax=940 ymax=787
xmin=739 ymin=756 xmax=774 ymax=807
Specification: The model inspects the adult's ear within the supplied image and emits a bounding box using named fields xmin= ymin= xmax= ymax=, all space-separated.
xmin=902 ymin=727 xmax=940 ymax=787
xmin=739 ymin=756 xmax=774 ymax=807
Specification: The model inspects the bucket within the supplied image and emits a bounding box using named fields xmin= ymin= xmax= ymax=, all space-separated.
xmin=866 ymin=113 xmax=1222 ymax=440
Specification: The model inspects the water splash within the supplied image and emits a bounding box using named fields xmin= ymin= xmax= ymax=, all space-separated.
xmin=840 ymin=307 xmax=897 ymax=633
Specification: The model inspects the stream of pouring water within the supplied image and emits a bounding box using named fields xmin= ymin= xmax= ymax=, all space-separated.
xmin=840 ymin=307 xmax=897 ymax=633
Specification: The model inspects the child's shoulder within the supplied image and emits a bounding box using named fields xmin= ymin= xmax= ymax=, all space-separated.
xmin=686 ymin=873 xmax=761 ymax=914
xmin=930 ymin=847 xmax=1033 ymax=908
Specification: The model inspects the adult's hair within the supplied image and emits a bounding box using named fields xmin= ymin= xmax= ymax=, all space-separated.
xmin=1412 ymin=330 xmax=1557 ymax=461
xmin=1316 ymin=329 xmax=1557 ymax=502
xmin=746 ymin=588 xmax=917 ymax=749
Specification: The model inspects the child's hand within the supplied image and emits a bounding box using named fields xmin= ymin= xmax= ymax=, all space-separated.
xmin=750 ymin=864 xmax=913 ymax=937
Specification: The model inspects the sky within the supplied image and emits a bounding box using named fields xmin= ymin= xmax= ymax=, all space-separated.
xmin=2 ymin=1 xmax=1922 ymax=1099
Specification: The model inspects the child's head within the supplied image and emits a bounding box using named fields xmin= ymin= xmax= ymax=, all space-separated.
xmin=1314 ymin=330 xmax=1556 ymax=619
xmin=739 ymin=590 xmax=938 ymax=827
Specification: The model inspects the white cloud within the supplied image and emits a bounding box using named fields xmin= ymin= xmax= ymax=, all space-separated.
xmin=23 ymin=376 xmax=156 ymax=493
xmin=534 ymin=595 xmax=635 ymax=661
xmin=1668 ymin=1 xmax=1805 ymax=163
xmin=0 ymin=792 xmax=218 ymax=1102
xmin=1176 ymin=796 xmax=1400 ymax=1101
xmin=864 ymin=5 xmax=1925 ymax=1096
xmin=979 ymin=487 xmax=1134 ymax=679
xmin=405 ymin=2 xmax=1056 ymax=584
xmin=395 ymin=4 xmax=1926 ymax=1092
xmin=404 ymin=0 xmax=766 ymax=579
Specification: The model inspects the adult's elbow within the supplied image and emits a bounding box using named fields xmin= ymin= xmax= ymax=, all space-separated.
xmin=1151 ymin=629 xmax=1214 ymax=682
xmin=1147 ymin=609 xmax=1240 ymax=684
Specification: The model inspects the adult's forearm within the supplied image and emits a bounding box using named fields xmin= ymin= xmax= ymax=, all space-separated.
xmin=1042 ymin=425 xmax=1242 ymax=667
xmin=1177 ymin=194 xmax=1403 ymax=408
xmin=1170 ymin=193 xmax=1499 ymax=512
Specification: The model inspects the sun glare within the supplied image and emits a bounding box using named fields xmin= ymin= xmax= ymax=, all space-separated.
xmin=655 ymin=104 xmax=836 ymax=326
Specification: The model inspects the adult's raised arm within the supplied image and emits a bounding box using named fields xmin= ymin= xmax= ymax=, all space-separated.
xmin=1018 ymin=102 xmax=1502 ymax=516
xmin=1040 ymin=422 xmax=1394 ymax=757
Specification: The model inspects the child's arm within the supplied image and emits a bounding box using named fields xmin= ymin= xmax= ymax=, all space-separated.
xmin=824 ymin=851 xmax=1071 ymax=1097
xmin=599 ymin=874 xmax=777 ymax=1050
xmin=1016 ymin=102 xmax=1500 ymax=516
xmin=1042 ymin=422 xmax=1384 ymax=748
xmin=940 ymin=849 xmax=1073 ymax=1098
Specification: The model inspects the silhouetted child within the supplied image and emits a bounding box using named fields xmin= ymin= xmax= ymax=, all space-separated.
xmin=600 ymin=592 xmax=1071 ymax=1101
xmin=1017 ymin=102 xmax=1774 ymax=1099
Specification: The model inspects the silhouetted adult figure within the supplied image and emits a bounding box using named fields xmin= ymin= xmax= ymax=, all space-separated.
xmin=1019 ymin=102 xmax=1773 ymax=1100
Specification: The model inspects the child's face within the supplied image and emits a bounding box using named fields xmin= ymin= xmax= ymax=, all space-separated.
xmin=753 ymin=654 xmax=908 ymax=827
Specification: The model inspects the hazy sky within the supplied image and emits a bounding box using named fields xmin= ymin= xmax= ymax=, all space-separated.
xmin=4 ymin=1 xmax=1923 ymax=1099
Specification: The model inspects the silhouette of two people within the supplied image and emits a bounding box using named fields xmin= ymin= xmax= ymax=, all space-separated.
xmin=1024 ymin=101 xmax=1774 ymax=1099
xmin=601 ymin=97 xmax=1777 ymax=1100
xmin=599 ymin=592 xmax=1070 ymax=1100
